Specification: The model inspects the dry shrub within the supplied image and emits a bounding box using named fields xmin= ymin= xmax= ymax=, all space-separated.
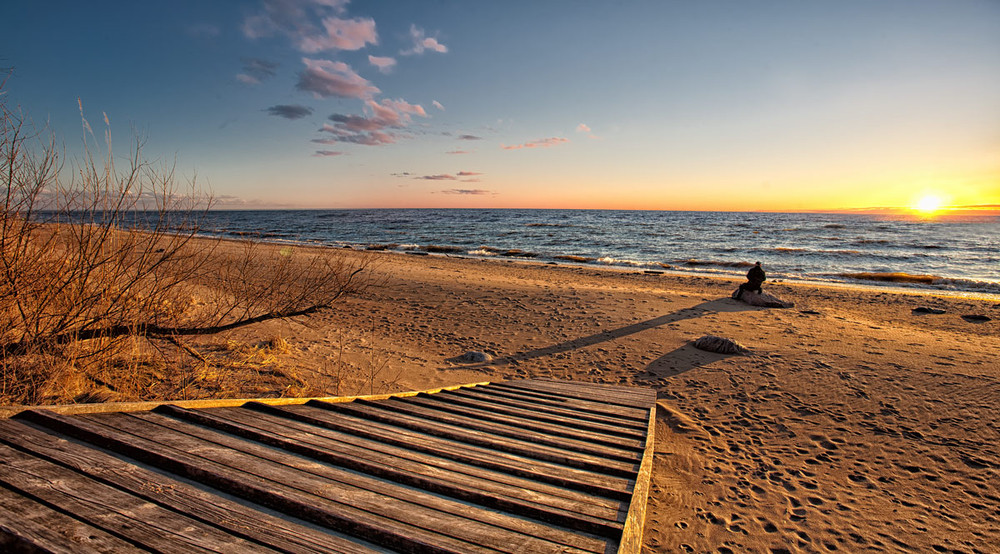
xmin=0 ymin=76 xmax=371 ymax=405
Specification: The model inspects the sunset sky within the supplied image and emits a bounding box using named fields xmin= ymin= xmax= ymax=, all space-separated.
xmin=3 ymin=1 xmax=999 ymax=212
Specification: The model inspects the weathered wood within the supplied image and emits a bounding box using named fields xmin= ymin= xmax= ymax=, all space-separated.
xmin=448 ymin=388 xmax=648 ymax=431
xmin=0 ymin=380 xmax=659 ymax=553
xmin=487 ymin=382 xmax=651 ymax=420
xmin=0 ymin=442 xmax=266 ymax=554
xmin=504 ymin=379 xmax=656 ymax=409
xmin=145 ymin=407 xmax=615 ymax=548
xmin=399 ymin=393 xmax=645 ymax=451
xmin=368 ymin=396 xmax=641 ymax=463
xmin=89 ymin=412 xmax=597 ymax=554
xmin=267 ymin=402 xmax=635 ymax=500
xmin=157 ymin=404 xmax=626 ymax=536
xmin=617 ymin=403 xmax=658 ymax=554
xmin=436 ymin=389 xmax=648 ymax=439
xmin=17 ymin=409 xmax=494 ymax=554
xmin=0 ymin=419 xmax=377 ymax=554
xmin=0 ymin=484 xmax=139 ymax=553
xmin=318 ymin=399 xmax=639 ymax=478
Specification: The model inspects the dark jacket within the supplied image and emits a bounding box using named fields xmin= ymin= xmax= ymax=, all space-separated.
xmin=747 ymin=264 xmax=765 ymax=285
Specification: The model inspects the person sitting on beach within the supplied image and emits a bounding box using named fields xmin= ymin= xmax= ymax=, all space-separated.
xmin=735 ymin=261 xmax=766 ymax=300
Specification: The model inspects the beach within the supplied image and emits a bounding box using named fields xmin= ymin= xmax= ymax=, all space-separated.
xmin=202 ymin=247 xmax=997 ymax=552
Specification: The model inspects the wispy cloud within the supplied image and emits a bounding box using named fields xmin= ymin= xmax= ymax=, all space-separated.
xmin=446 ymin=150 xmax=470 ymax=155
xmin=458 ymin=134 xmax=482 ymax=141
xmin=313 ymin=150 xmax=346 ymax=156
xmin=266 ymin=104 xmax=314 ymax=119
xmin=368 ymin=55 xmax=396 ymax=73
xmin=299 ymin=16 xmax=377 ymax=52
xmin=439 ymin=189 xmax=493 ymax=195
xmin=576 ymin=123 xmax=599 ymax=139
xmin=414 ymin=171 xmax=482 ymax=181
xmin=501 ymin=137 xmax=569 ymax=150
xmin=432 ymin=100 xmax=445 ymax=111
xmin=237 ymin=58 xmax=275 ymax=85
xmin=297 ymin=58 xmax=380 ymax=99
xmin=401 ymin=24 xmax=448 ymax=55
xmin=318 ymin=98 xmax=426 ymax=145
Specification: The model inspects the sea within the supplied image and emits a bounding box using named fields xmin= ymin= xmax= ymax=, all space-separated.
xmin=193 ymin=209 xmax=1000 ymax=296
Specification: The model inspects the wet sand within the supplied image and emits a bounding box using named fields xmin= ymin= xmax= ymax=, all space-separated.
xmin=228 ymin=248 xmax=1000 ymax=552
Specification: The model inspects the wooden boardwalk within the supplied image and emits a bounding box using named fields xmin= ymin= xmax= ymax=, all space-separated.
xmin=0 ymin=379 xmax=656 ymax=553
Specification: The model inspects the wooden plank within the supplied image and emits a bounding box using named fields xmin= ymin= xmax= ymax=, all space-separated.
xmin=319 ymin=400 xmax=639 ymax=478
xmin=439 ymin=389 xmax=648 ymax=438
xmin=266 ymin=402 xmax=634 ymax=500
xmin=160 ymin=404 xmax=626 ymax=535
xmin=144 ymin=407 xmax=616 ymax=550
xmin=429 ymin=390 xmax=647 ymax=441
xmin=531 ymin=379 xmax=658 ymax=401
xmin=16 ymin=409 xmax=501 ymax=554
xmin=0 ymin=382 xmax=491 ymax=419
xmin=208 ymin=406 xmax=626 ymax=518
xmin=399 ymin=393 xmax=645 ymax=451
xmin=0 ymin=485 xmax=140 ymax=553
xmin=90 ymin=411 xmax=599 ymax=554
xmin=447 ymin=388 xmax=647 ymax=431
xmin=617 ymin=404 xmax=657 ymax=554
xmin=507 ymin=380 xmax=656 ymax=409
xmin=0 ymin=442 xmax=267 ymax=554
xmin=487 ymin=383 xmax=651 ymax=420
xmin=369 ymin=396 xmax=641 ymax=463
xmin=0 ymin=419 xmax=378 ymax=554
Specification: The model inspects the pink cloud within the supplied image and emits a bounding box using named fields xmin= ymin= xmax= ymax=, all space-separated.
xmin=576 ymin=123 xmax=599 ymax=139
xmin=297 ymin=58 xmax=380 ymax=99
xmin=401 ymin=25 xmax=448 ymax=55
xmin=368 ymin=55 xmax=396 ymax=73
xmin=299 ymin=16 xmax=377 ymax=52
xmin=417 ymin=174 xmax=458 ymax=180
xmin=457 ymin=171 xmax=482 ymax=176
xmin=432 ymin=100 xmax=444 ymax=111
xmin=446 ymin=150 xmax=470 ymax=155
xmin=313 ymin=150 xmax=346 ymax=157
xmin=501 ymin=137 xmax=569 ymax=150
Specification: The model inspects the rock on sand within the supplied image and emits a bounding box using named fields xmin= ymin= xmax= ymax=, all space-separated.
xmin=737 ymin=289 xmax=794 ymax=308
xmin=693 ymin=335 xmax=750 ymax=355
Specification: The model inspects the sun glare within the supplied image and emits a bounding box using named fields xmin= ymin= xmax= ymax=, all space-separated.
xmin=913 ymin=194 xmax=943 ymax=214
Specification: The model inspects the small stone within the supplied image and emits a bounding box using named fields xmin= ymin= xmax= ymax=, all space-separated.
xmin=692 ymin=335 xmax=750 ymax=355
xmin=961 ymin=314 xmax=991 ymax=323
xmin=912 ymin=307 xmax=946 ymax=315
xmin=459 ymin=350 xmax=492 ymax=363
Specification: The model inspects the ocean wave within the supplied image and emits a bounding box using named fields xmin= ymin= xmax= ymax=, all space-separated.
xmin=677 ymin=258 xmax=755 ymax=268
xmin=839 ymin=272 xmax=939 ymax=284
xmin=553 ymin=255 xmax=595 ymax=263
xmin=823 ymin=223 xmax=846 ymax=229
xmin=468 ymin=248 xmax=498 ymax=256
xmin=775 ymin=247 xmax=807 ymax=253
xmin=597 ymin=257 xmax=645 ymax=267
xmin=525 ymin=222 xmax=575 ymax=228
xmin=423 ymin=245 xmax=465 ymax=254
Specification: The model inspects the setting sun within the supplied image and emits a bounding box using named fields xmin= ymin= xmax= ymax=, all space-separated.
xmin=913 ymin=194 xmax=944 ymax=214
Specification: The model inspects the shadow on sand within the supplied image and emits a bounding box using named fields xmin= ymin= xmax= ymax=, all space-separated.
xmin=455 ymin=297 xmax=761 ymax=372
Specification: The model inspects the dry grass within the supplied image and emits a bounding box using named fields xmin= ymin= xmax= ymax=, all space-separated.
xmin=1 ymin=77 xmax=373 ymax=406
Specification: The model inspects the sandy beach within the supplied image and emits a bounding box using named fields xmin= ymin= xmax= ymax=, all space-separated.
xmin=189 ymin=247 xmax=996 ymax=553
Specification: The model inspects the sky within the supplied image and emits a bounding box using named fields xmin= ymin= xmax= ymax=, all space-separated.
xmin=2 ymin=0 xmax=999 ymax=212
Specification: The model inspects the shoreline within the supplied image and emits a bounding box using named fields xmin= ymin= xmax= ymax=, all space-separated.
xmin=195 ymin=229 xmax=1000 ymax=299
